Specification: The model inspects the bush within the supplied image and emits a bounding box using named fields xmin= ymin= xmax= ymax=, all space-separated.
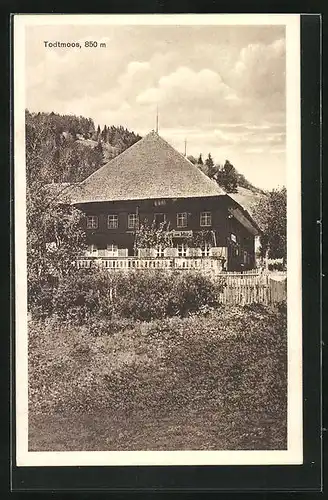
xmin=28 ymin=281 xmax=55 ymax=318
xmin=28 ymin=274 xmax=59 ymax=318
xmin=268 ymin=262 xmax=285 ymax=271
xmin=113 ymin=271 xmax=172 ymax=321
xmin=113 ymin=271 xmax=224 ymax=321
xmin=30 ymin=269 xmax=225 ymax=323
xmin=51 ymin=269 xmax=114 ymax=323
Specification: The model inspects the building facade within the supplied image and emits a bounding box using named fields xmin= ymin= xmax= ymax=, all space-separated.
xmin=58 ymin=131 xmax=260 ymax=271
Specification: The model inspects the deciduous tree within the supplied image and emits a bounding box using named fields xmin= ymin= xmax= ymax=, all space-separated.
xmin=252 ymin=187 xmax=287 ymax=265
xmin=133 ymin=218 xmax=174 ymax=254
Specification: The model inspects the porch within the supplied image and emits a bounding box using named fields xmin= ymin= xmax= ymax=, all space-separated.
xmin=76 ymin=255 xmax=226 ymax=273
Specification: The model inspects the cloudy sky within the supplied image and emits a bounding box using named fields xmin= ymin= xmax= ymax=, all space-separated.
xmin=25 ymin=23 xmax=286 ymax=189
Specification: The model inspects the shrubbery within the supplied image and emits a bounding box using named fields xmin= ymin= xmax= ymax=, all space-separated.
xmin=268 ymin=262 xmax=285 ymax=271
xmin=52 ymin=270 xmax=113 ymax=323
xmin=30 ymin=269 xmax=225 ymax=323
xmin=28 ymin=277 xmax=57 ymax=318
xmin=113 ymin=271 xmax=223 ymax=321
xmin=29 ymin=270 xmax=108 ymax=321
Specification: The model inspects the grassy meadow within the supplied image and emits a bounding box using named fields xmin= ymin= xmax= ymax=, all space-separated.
xmin=28 ymin=303 xmax=287 ymax=451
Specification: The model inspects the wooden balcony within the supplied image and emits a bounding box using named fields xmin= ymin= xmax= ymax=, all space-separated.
xmin=76 ymin=256 xmax=225 ymax=272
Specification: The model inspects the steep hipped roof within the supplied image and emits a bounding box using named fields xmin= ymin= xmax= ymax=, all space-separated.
xmin=70 ymin=131 xmax=225 ymax=204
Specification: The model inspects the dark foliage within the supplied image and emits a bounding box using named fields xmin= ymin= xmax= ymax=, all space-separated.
xmin=30 ymin=269 xmax=225 ymax=323
xmin=205 ymin=153 xmax=217 ymax=179
xmin=114 ymin=271 xmax=224 ymax=321
xmin=216 ymin=160 xmax=239 ymax=193
xmin=26 ymin=110 xmax=142 ymax=184
xmin=52 ymin=270 xmax=114 ymax=323
xmin=268 ymin=262 xmax=284 ymax=271
xmin=253 ymin=187 xmax=287 ymax=263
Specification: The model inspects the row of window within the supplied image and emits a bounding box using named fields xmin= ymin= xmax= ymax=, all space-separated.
xmin=87 ymin=243 xmax=212 ymax=258
xmin=86 ymin=211 xmax=213 ymax=230
xmin=87 ymin=244 xmax=251 ymax=262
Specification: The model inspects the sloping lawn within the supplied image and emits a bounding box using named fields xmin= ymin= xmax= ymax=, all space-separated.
xmin=28 ymin=304 xmax=287 ymax=451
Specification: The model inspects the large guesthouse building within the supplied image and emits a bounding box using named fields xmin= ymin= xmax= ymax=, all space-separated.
xmin=59 ymin=131 xmax=260 ymax=271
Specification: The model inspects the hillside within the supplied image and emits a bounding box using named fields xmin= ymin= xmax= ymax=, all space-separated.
xmin=189 ymin=156 xmax=266 ymax=227
xmin=26 ymin=111 xmax=142 ymax=185
xmin=75 ymin=138 xmax=120 ymax=163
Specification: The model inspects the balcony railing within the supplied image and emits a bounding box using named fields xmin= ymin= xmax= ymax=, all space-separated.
xmin=76 ymin=256 xmax=225 ymax=272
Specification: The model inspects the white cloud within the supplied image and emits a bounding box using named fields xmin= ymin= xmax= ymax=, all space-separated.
xmin=214 ymin=127 xmax=285 ymax=147
xmin=230 ymin=38 xmax=286 ymax=105
xmin=118 ymin=61 xmax=151 ymax=86
xmin=25 ymin=24 xmax=286 ymax=189
xmin=136 ymin=66 xmax=239 ymax=105
xmin=136 ymin=87 xmax=160 ymax=105
xmin=127 ymin=61 xmax=150 ymax=75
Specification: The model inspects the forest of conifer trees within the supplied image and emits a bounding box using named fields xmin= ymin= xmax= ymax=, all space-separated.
xmin=25 ymin=110 xmax=142 ymax=184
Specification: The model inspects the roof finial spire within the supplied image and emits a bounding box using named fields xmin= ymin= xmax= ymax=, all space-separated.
xmin=156 ymin=105 xmax=159 ymax=134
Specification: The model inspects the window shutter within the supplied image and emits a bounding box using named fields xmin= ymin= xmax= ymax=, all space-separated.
xmin=118 ymin=248 xmax=128 ymax=257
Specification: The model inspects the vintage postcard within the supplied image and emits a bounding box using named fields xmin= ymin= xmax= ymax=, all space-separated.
xmin=14 ymin=14 xmax=302 ymax=467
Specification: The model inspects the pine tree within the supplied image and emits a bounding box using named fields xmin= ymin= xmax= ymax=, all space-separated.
xmin=101 ymin=125 xmax=107 ymax=141
xmin=217 ymin=160 xmax=238 ymax=193
xmin=205 ymin=153 xmax=217 ymax=178
xmin=95 ymin=140 xmax=105 ymax=165
xmin=197 ymin=154 xmax=203 ymax=165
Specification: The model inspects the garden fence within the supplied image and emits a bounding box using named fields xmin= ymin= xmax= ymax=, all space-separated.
xmin=76 ymin=257 xmax=286 ymax=305
xmin=216 ymin=275 xmax=286 ymax=305
xmin=105 ymin=271 xmax=286 ymax=306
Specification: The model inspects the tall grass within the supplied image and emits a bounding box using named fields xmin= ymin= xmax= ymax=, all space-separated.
xmin=28 ymin=303 xmax=287 ymax=451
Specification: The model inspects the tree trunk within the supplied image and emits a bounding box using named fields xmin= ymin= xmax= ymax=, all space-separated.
xmin=265 ymin=248 xmax=269 ymax=271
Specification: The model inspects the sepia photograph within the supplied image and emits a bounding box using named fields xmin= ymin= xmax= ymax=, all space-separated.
xmin=14 ymin=14 xmax=302 ymax=467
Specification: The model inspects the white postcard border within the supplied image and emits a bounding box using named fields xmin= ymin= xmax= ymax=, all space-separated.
xmin=14 ymin=13 xmax=302 ymax=467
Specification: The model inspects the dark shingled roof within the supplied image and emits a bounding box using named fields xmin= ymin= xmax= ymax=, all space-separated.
xmin=70 ymin=131 xmax=225 ymax=204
